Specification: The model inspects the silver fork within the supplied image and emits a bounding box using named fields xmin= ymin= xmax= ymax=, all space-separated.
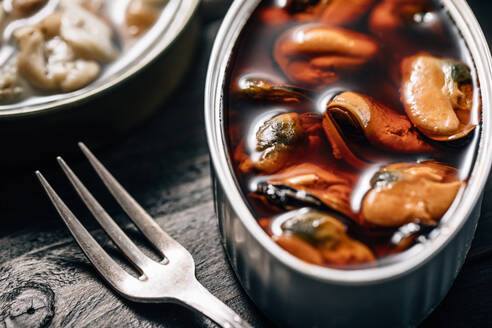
xmin=35 ymin=143 xmax=252 ymax=328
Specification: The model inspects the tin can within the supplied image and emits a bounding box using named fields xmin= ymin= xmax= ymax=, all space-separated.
xmin=205 ymin=1 xmax=492 ymax=327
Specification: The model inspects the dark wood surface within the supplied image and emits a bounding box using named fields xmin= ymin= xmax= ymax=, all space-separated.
xmin=1 ymin=1 xmax=492 ymax=327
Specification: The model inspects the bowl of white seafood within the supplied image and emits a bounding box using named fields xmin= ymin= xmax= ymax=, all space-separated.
xmin=0 ymin=0 xmax=199 ymax=167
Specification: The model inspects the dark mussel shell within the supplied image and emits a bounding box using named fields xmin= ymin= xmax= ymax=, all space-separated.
xmin=233 ymin=74 xmax=311 ymax=103
xmin=235 ymin=112 xmax=306 ymax=174
xmin=255 ymin=163 xmax=356 ymax=220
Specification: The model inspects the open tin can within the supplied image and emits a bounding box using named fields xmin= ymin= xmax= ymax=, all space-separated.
xmin=205 ymin=0 xmax=492 ymax=327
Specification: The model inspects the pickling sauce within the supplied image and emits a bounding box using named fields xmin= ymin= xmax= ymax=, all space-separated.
xmin=223 ymin=0 xmax=481 ymax=268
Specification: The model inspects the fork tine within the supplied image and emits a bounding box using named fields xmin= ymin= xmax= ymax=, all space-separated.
xmin=35 ymin=171 xmax=137 ymax=292
xmin=57 ymin=157 xmax=155 ymax=272
xmin=78 ymin=142 xmax=183 ymax=258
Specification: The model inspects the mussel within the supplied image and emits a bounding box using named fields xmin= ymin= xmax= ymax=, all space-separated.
xmin=255 ymin=163 xmax=355 ymax=219
xmin=234 ymin=75 xmax=311 ymax=104
xmin=274 ymin=24 xmax=379 ymax=87
xmin=322 ymin=91 xmax=433 ymax=168
xmin=236 ymin=112 xmax=327 ymax=174
xmin=285 ymin=0 xmax=376 ymax=26
xmin=272 ymin=208 xmax=375 ymax=265
xmin=236 ymin=113 xmax=306 ymax=174
xmin=401 ymin=54 xmax=476 ymax=141
xmin=361 ymin=161 xmax=463 ymax=227
xmin=13 ymin=0 xmax=119 ymax=92
xmin=60 ymin=1 xmax=118 ymax=62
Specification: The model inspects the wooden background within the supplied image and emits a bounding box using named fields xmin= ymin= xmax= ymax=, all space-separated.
xmin=1 ymin=1 xmax=492 ymax=327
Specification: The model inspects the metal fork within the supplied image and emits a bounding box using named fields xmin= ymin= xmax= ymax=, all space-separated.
xmin=35 ymin=143 xmax=252 ymax=328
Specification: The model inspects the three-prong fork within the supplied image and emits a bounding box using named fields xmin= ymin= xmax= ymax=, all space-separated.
xmin=36 ymin=143 xmax=252 ymax=328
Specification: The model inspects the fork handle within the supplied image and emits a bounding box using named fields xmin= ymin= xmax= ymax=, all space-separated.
xmin=179 ymin=279 xmax=254 ymax=328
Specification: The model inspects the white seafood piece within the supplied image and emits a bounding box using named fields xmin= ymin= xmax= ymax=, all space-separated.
xmin=15 ymin=26 xmax=100 ymax=91
xmin=59 ymin=0 xmax=118 ymax=62
xmin=0 ymin=57 xmax=23 ymax=101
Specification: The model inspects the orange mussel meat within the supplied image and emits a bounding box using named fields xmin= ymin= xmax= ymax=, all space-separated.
xmin=322 ymin=91 xmax=433 ymax=168
xmin=361 ymin=161 xmax=463 ymax=227
xmin=274 ymin=25 xmax=379 ymax=87
xmin=271 ymin=208 xmax=375 ymax=266
xmin=235 ymin=112 xmax=325 ymax=174
xmin=401 ymin=54 xmax=476 ymax=141
xmin=256 ymin=162 xmax=356 ymax=220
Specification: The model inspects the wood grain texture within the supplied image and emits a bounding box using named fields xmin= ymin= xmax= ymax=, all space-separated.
xmin=0 ymin=19 xmax=272 ymax=328
xmin=1 ymin=1 xmax=492 ymax=327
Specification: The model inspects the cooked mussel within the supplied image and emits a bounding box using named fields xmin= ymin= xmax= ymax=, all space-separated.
xmin=234 ymin=74 xmax=311 ymax=103
xmin=361 ymin=161 xmax=463 ymax=227
xmin=237 ymin=112 xmax=306 ymax=174
xmin=272 ymin=208 xmax=375 ymax=265
xmin=274 ymin=25 xmax=379 ymax=86
xmin=285 ymin=0 xmax=376 ymax=26
xmin=255 ymin=163 xmax=355 ymax=219
xmin=322 ymin=91 xmax=433 ymax=168
xmin=401 ymin=54 xmax=476 ymax=141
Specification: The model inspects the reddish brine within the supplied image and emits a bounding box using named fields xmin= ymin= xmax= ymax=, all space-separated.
xmin=223 ymin=0 xmax=481 ymax=268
